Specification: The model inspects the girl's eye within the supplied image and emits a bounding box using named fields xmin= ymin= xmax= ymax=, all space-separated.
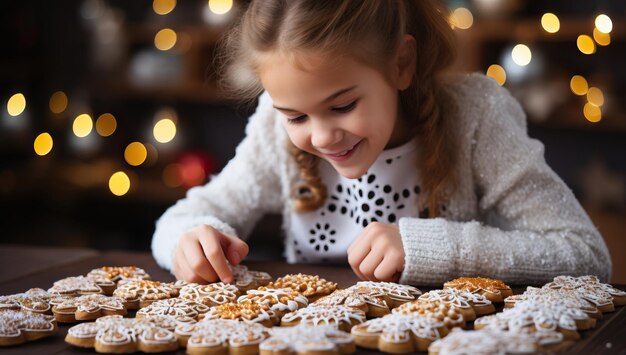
xmin=332 ymin=100 xmax=358 ymax=113
xmin=287 ymin=115 xmax=307 ymax=125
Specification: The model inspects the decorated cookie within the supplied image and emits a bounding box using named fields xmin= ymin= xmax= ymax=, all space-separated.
xmin=355 ymin=281 xmax=422 ymax=309
xmin=314 ymin=285 xmax=390 ymax=318
xmin=136 ymin=298 xmax=210 ymax=320
xmin=543 ymin=275 xmax=626 ymax=311
xmin=48 ymin=275 xmax=115 ymax=296
xmin=351 ymin=313 xmax=447 ymax=353
xmin=392 ymin=300 xmax=466 ymax=329
xmin=418 ymin=289 xmax=495 ymax=321
xmin=238 ymin=287 xmax=308 ymax=317
xmin=205 ymin=301 xmax=279 ymax=327
xmin=260 ymin=324 xmax=355 ymax=355
xmin=505 ymin=286 xmax=602 ymax=319
xmin=0 ymin=288 xmax=53 ymax=314
xmin=113 ymin=280 xmax=179 ymax=309
xmin=179 ymin=282 xmax=240 ymax=307
xmin=281 ymin=304 xmax=366 ymax=332
xmin=443 ymin=276 xmax=513 ymax=303
xmin=86 ymin=266 xmax=151 ymax=284
xmin=0 ymin=309 xmax=57 ymax=347
xmin=50 ymin=294 xmax=127 ymax=323
xmin=231 ymin=264 xmax=273 ymax=291
xmin=267 ymin=273 xmax=337 ymax=302
xmin=66 ymin=314 xmax=187 ymax=353
xmin=176 ymin=318 xmax=270 ymax=354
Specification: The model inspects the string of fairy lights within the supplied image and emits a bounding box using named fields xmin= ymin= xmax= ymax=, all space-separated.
xmin=2 ymin=1 xmax=621 ymax=198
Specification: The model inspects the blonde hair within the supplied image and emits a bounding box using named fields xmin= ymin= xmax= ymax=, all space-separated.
xmin=218 ymin=0 xmax=457 ymax=217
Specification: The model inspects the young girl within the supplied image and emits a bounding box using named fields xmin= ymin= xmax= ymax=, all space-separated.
xmin=152 ymin=0 xmax=611 ymax=286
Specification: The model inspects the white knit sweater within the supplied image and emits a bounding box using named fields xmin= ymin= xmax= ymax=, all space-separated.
xmin=152 ymin=73 xmax=612 ymax=286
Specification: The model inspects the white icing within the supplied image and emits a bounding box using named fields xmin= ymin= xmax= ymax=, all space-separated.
xmin=418 ymin=288 xmax=492 ymax=309
xmin=177 ymin=318 xmax=269 ymax=348
xmin=48 ymin=276 xmax=105 ymax=295
xmin=179 ymin=282 xmax=239 ymax=305
xmin=260 ymin=324 xmax=352 ymax=352
xmin=351 ymin=314 xmax=444 ymax=343
xmin=113 ymin=280 xmax=177 ymax=302
xmin=0 ymin=309 xmax=56 ymax=338
xmin=428 ymin=328 xmax=540 ymax=354
xmin=356 ymin=281 xmax=422 ymax=301
xmin=137 ymin=298 xmax=210 ymax=319
xmin=281 ymin=304 xmax=365 ymax=329
xmin=238 ymin=287 xmax=308 ymax=313
xmin=475 ymin=300 xmax=586 ymax=332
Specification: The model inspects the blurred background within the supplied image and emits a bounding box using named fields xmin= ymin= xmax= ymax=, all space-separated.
xmin=1 ymin=0 xmax=624 ymax=283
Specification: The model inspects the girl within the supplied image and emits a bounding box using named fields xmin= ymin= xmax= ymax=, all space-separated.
xmin=152 ymin=0 xmax=611 ymax=286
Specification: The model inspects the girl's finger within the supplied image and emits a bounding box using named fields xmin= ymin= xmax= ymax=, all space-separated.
xmin=358 ymin=249 xmax=385 ymax=281
xmin=199 ymin=235 xmax=233 ymax=283
xmin=373 ymin=256 xmax=400 ymax=282
xmin=183 ymin=237 xmax=219 ymax=283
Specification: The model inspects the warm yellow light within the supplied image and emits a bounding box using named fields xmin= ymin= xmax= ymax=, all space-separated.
xmin=49 ymin=91 xmax=68 ymax=114
xmin=587 ymin=87 xmax=605 ymax=107
xmin=124 ymin=142 xmax=148 ymax=166
xmin=541 ymin=13 xmax=560 ymax=33
xmin=163 ymin=163 xmax=182 ymax=188
xmin=109 ymin=171 xmax=131 ymax=196
xmin=34 ymin=132 xmax=53 ymax=156
xmin=593 ymin=28 xmax=611 ymax=46
xmin=154 ymin=28 xmax=177 ymax=51
xmin=511 ymin=44 xmax=532 ymax=66
xmin=583 ymin=103 xmax=602 ymax=123
xmin=208 ymin=0 xmax=233 ymax=15
xmin=7 ymin=93 xmax=26 ymax=117
xmin=486 ymin=64 xmax=506 ymax=86
xmin=450 ymin=7 xmax=473 ymax=30
xmin=570 ymin=75 xmax=589 ymax=96
xmin=96 ymin=113 xmax=117 ymax=137
xmin=595 ymin=14 xmax=613 ymax=34
xmin=577 ymin=35 xmax=596 ymax=55
xmin=153 ymin=0 xmax=176 ymax=15
xmin=154 ymin=118 xmax=176 ymax=143
xmin=73 ymin=113 xmax=93 ymax=138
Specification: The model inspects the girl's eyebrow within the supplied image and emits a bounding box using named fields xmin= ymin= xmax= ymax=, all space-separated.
xmin=273 ymin=85 xmax=357 ymax=112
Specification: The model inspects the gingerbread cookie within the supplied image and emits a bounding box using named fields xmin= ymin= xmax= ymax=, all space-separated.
xmin=0 ymin=309 xmax=57 ymax=347
xmin=505 ymin=286 xmax=602 ymax=319
xmin=314 ymin=285 xmax=390 ymax=318
xmin=392 ymin=300 xmax=466 ymax=329
xmin=136 ymin=298 xmax=210 ymax=320
xmin=86 ymin=266 xmax=151 ymax=284
xmin=48 ymin=275 xmax=115 ymax=296
xmin=50 ymin=294 xmax=127 ymax=323
xmin=231 ymin=264 xmax=272 ymax=291
xmin=176 ymin=318 xmax=270 ymax=354
xmin=281 ymin=304 xmax=366 ymax=332
xmin=355 ymin=281 xmax=422 ymax=309
xmin=418 ymin=289 xmax=495 ymax=321
xmin=0 ymin=288 xmax=53 ymax=314
xmin=443 ymin=276 xmax=513 ymax=303
xmin=205 ymin=301 xmax=279 ymax=327
xmin=543 ymin=275 xmax=626 ymax=311
xmin=113 ymin=280 xmax=179 ymax=309
xmin=238 ymin=287 xmax=308 ymax=317
xmin=179 ymin=282 xmax=240 ymax=307
xmin=267 ymin=273 xmax=337 ymax=302
xmin=351 ymin=313 xmax=447 ymax=353
xmin=260 ymin=324 xmax=355 ymax=355
xmin=66 ymin=314 xmax=185 ymax=353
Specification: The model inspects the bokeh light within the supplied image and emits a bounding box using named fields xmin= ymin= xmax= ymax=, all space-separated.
xmin=109 ymin=171 xmax=131 ymax=196
xmin=49 ymin=91 xmax=68 ymax=114
xmin=162 ymin=163 xmax=182 ymax=188
xmin=208 ymin=0 xmax=233 ymax=15
xmin=154 ymin=28 xmax=177 ymax=51
xmin=450 ymin=7 xmax=473 ymax=30
xmin=486 ymin=64 xmax=507 ymax=86
xmin=7 ymin=93 xmax=26 ymax=117
xmin=593 ymin=28 xmax=611 ymax=46
xmin=583 ymin=103 xmax=602 ymax=123
xmin=96 ymin=113 xmax=117 ymax=137
xmin=511 ymin=44 xmax=532 ymax=66
xmin=34 ymin=133 xmax=53 ymax=156
xmin=541 ymin=13 xmax=560 ymax=34
xmin=124 ymin=142 xmax=148 ymax=166
xmin=570 ymin=75 xmax=589 ymax=96
xmin=577 ymin=35 xmax=596 ymax=55
xmin=153 ymin=0 xmax=176 ymax=15
xmin=73 ymin=113 xmax=94 ymax=138
xmin=595 ymin=14 xmax=613 ymax=34
xmin=153 ymin=118 xmax=176 ymax=143
xmin=587 ymin=87 xmax=605 ymax=107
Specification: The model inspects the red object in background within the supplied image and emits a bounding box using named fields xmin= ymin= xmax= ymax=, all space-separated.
xmin=175 ymin=151 xmax=218 ymax=189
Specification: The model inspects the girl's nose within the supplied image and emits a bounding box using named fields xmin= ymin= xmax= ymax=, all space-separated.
xmin=310 ymin=119 xmax=342 ymax=150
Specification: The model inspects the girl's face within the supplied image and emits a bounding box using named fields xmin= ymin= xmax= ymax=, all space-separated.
xmin=258 ymin=49 xmax=412 ymax=179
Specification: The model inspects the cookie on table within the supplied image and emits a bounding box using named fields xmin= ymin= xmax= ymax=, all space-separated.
xmin=543 ymin=275 xmax=626 ymax=311
xmin=238 ymin=287 xmax=308 ymax=317
xmin=50 ymin=294 xmax=127 ymax=323
xmin=392 ymin=300 xmax=466 ymax=329
xmin=443 ymin=276 xmax=513 ymax=303
xmin=505 ymin=286 xmax=602 ymax=319
xmin=267 ymin=273 xmax=337 ymax=302
xmin=418 ymin=289 xmax=495 ymax=321
xmin=314 ymin=285 xmax=390 ymax=318
xmin=260 ymin=324 xmax=355 ymax=355
xmin=86 ymin=266 xmax=151 ymax=284
xmin=204 ymin=301 xmax=279 ymax=327
xmin=66 ymin=314 xmax=187 ymax=353
xmin=112 ymin=280 xmax=179 ymax=309
xmin=351 ymin=313 xmax=447 ymax=354
xmin=176 ymin=318 xmax=270 ymax=354
xmin=136 ymin=298 xmax=211 ymax=320
xmin=0 ymin=288 xmax=53 ymax=315
xmin=231 ymin=264 xmax=272 ymax=291
xmin=0 ymin=309 xmax=57 ymax=347
xmin=355 ymin=281 xmax=422 ymax=309
xmin=48 ymin=275 xmax=115 ymax=296
xmin=178 ymin=282 xmax=240 ymax=307
xmin=280 ymin=304 xmax=366 ymax=332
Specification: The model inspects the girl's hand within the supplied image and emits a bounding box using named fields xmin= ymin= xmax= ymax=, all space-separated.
xmin=347 ymin=222 xmax=405 ymax=282
xmin=173 ymin=224 xmax=249 ymax=284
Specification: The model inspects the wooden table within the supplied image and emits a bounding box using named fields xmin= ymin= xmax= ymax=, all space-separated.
xmin=0 ymin=244 xmax=624 ymax=354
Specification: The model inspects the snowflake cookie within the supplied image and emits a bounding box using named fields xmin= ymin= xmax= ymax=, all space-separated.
xmin=267 ymin=273 xmax=337 ymax=302
xmin=314 ymin=285 xmax=390 ymax=318
xmin=48 ymin=275 xmax=116 ymax=296
xmin=176 ymin=318 xmax=270 ymax=354
xmin=50 ymin=294 xmax=127 ymax=323
xmin=0 ymin=288 xmax=53 ymax=314
xmin=136 ymin=298 xmax=210 ymax=320
xmin=543 ymin=275 xmax=626 ymax=311
xmin=204 ymin=301 xmax=279 ymax=327
xmin=113 ymin=280 xmax=179 ymax=309
xmin=392 ymin=300 xmax=466 ymax=329
xmin=355 ymin=281 xmax=422 ymax=309
xmin=178 ymin=282 xmax=240 ymax=307
xmin=505 ymin=286 xmax=602 ymax=321
xmin=0 ymin=309 xmax=57 ymax=347
xmin=238 ymin=287 xmax=308 ymax=317
xmin=260 ymin=324 xmax=355 ymax=355
xmin=418 ymin=288 xmax=495 ymax=321
xmin=231 ymin=264 xmax=272 ymax=291
xmin=443 ymin=276 xmax=513 ymax=303
xmin=86 ymin=266 xmax=151 ymax=284
xmin=281 ymin=304 xmax=366 ymax=332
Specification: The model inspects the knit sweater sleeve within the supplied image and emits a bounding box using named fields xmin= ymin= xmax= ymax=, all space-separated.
xmin=398 ymin=74 xmax=612 ymax=286
xmin=151 ymin=92 xmax=284 ymax=271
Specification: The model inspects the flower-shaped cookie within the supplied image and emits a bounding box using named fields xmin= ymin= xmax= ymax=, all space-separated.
xmin=543 ymin=275 xmax=626 ymax=311
xmin=136 ymin=298 xmax=210 ymax=320
xmin=418 ymin=288 xmax=495 ymax=321
xmin=113 ymin=280 xmax=179 ymax=309
xmin=238 ymin=287 xmax=308 ymax=317
xmin=0 ymin=309 xmax=57 ymax=347
xmin=66 ymin=314 xmax=186 ymax=353
xmin=0 ymin=288 xmax=53 ymax=314
xmin=355 ymin=281 xmax=422 ymax=309
xmin=205 ymin=301 xmax=279 ymax=327
xmin=86 ymin=266 xmax=151 ymax=284
xmin=281 ymin=304 xmax=366 ymax=332
xmin=267 ymin=273 xmax=337 ymax=302
xmin=314 ymin=285 xmax=390 ymax=318
xmin=50 ymin=294 xmax=127 ymax=323
xmin=231 ymin=264 xmax=272 ymax=291
xmin=443 ymin=276 xmax=513 ymax=303
xmin=178 ymin=282 xmax=240 ymax=307
xmin=48 ymin=276 xmax=115 ymax=296
xmin=351 ymin=313 xmax=446 ymax=353
xmin=260 ymin=324 xmax=355 ymax=355
xmin=392 ymin=300 xmax=466 ymax=329
xmin=505 ymin=286 xmax=602 ymax=320
xmin=175 ymin=318 xmax=270 ymax=353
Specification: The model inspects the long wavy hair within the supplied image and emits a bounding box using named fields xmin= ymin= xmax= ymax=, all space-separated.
xmin=217 ymin=0 xmax=458 ymax=217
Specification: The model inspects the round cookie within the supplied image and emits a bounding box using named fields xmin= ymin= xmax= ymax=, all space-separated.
xmin=238 ymin=287 xmax=308 ymax=317
xmin=176 ymin=318 xmax=270 ymax=354
xmin=443 ymin=276 xmax=513 ymax=303
xmin=86 ymin=266 xmax=151 ymax=284
xmin=0 ymin=288 xmax=53 ymax=315
xmin=0 ymin=309 xmax=57 ymax=347
xmin=392 ymin=300 xmax=466 ymax=329
xmin=205 ymin=301 xmax=279 ymax=327
xmin=50 ymin=294 xmax=127 ymax=323
xmin=355 ymin=281 xmax=422 ymax=309
xmin=314 ymin=285 xmax=390 ymax=318
xmin=136 ymin=298 xmax=210 ymax=320
xmin=179 ymin=282 xmax=240 ymax=307
xmin=418 ymin=289 xmax=495 ymax=321
xmin=113 ymin=280 xmax=179 ymax=309
xmin=260 ymin=324 xmax=355 ymax=355
xmin=280 ymin=304 xmax=366 ymax=332
xmin=267 ymin=273 xmax=337 ymax=302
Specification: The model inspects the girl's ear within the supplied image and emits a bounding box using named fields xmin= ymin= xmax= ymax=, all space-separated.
xmin=395 ymin=34 xmax=417 ymax=90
